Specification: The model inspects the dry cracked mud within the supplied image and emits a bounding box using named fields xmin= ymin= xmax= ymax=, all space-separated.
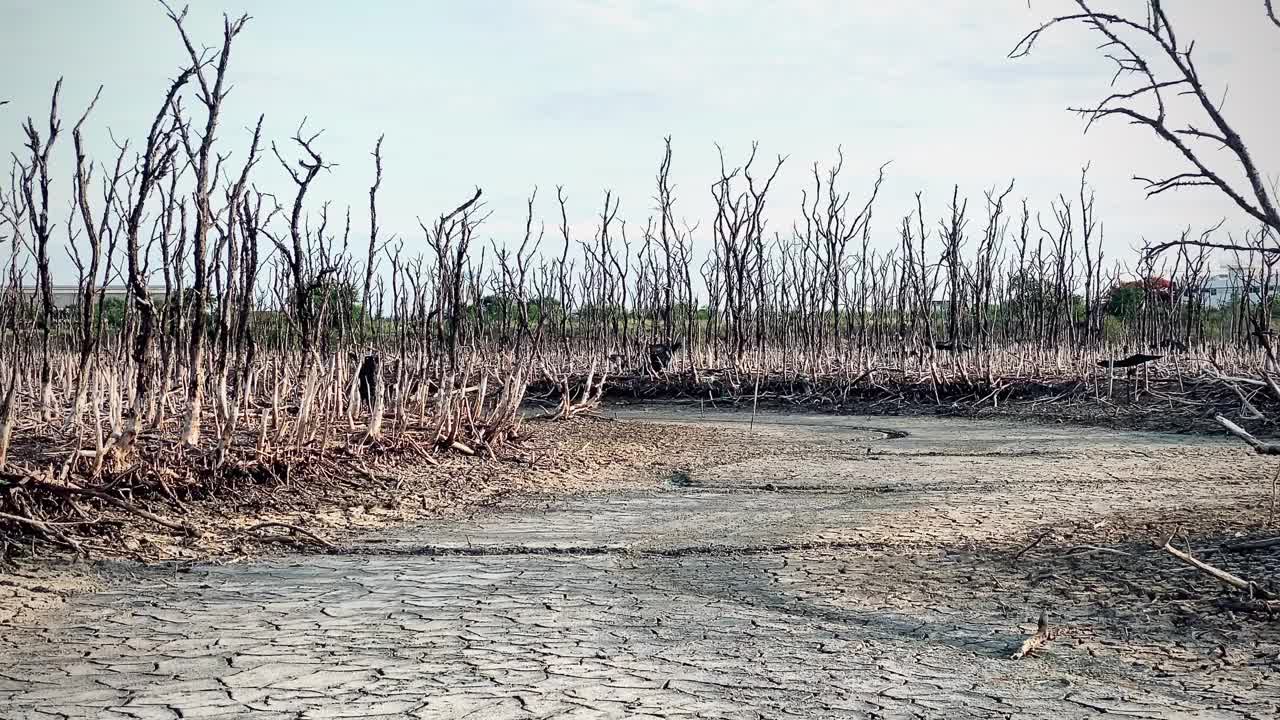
xmin=1 ymin=408 xmax=1277 ymax=719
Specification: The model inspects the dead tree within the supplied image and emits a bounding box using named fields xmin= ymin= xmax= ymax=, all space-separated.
xmin=361 ymin=134 xmax=385 ymax=339
xmin=0 ymin=165 xmax=22 ymax=467
xmin=1013 ymin=0 xmax=1280 ymax=246
xmin=420 ymin=187 xmax=484 ymax=371
xmin=800 ymin=148 xmax=887 ymax=358
xmin=1077 ymin=166 xmax=1104 ymax=344
xmin=207 ymin=119 xmax=262 ymax=454
xmin=493 ymin=188 xmax=543 ymax=354
xmin=655 ymin=137 xmax=679 ymax=345
xmin=233 ymin=191 xmax=271 ymax=396
xmin=938 ymin=185 xmax=969 ymax=348
xmin=17 ymin=80 xmax=62 ymax=422
xmin=711 ymin=143 xmax=785 ymax=366
xmin=271 ymin=122 xmax=333 ymax=370
xmin=973 ymin=181 xmax=1014 ymax=359
xmin=118 ymin=67 xmax=195 ymax=450
xmin=67 ymin=86 xmax=126 ymax=425
xmin=166 ymin=6 xmax=250 ymax=446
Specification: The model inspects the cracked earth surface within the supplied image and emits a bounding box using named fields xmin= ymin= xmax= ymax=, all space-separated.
xmin=1 ymin=409 xmax=1277 ymax=719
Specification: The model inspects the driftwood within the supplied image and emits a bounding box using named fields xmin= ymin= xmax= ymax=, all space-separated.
xmin=1159 ymin=537 xmax=1275 ymax=600
xmin=1010 ymin=610 xmax=1052 ymax=659
xmin=1213 ymin=415 xmax=1280 ymax=455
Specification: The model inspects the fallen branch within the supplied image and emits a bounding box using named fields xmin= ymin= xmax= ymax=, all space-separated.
xmin=1159 ymin=538 xmax=1275 ymax=600
xmin=1214 ymin=414 xmax=1280 ymax=455
xmin=15 ymin=474 xmax=201 ymax=537
xmin=0 ymin=510 xmax=83 ymax=552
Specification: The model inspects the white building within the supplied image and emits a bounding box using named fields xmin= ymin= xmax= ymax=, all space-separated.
xmin=1200 ymin=266 xmax=1265 ymax=309
xmin=8 ymin=284 xmax=167 ymax=310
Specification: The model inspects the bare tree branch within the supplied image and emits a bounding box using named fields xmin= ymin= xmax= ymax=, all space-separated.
xmin=1013 ymin=1 xmax=1280 ymax=240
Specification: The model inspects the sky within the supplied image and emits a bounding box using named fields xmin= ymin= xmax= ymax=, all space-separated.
xmin=1 ymin=0 xmax=1277 ymax=283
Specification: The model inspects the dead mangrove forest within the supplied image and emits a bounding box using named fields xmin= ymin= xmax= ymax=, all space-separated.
xmin=1 ymin=2 xmax=1278 ymax=558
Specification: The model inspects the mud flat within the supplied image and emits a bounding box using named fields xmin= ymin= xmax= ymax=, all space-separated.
xmin=1 ymin=409 xmax=1276 ymax=719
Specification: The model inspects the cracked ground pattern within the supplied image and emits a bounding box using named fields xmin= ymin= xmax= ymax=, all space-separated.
xmin=1 ymin=409 xmax=1276 ymax=719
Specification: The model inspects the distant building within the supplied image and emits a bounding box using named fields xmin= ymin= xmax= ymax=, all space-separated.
xmin=1199 ymin=266 xmax=1265 ymax=309
xmin=6 ymin=284 xmax=167 ymax=310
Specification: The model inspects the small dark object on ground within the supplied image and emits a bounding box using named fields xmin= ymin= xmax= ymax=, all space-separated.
xmin=649 ymin=342 xmax=683 ymax=372
xmin=357 ymin=353 xmax=380 ymax=408
xmin=1097 ymin=353 xmax=1162 ymax=369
